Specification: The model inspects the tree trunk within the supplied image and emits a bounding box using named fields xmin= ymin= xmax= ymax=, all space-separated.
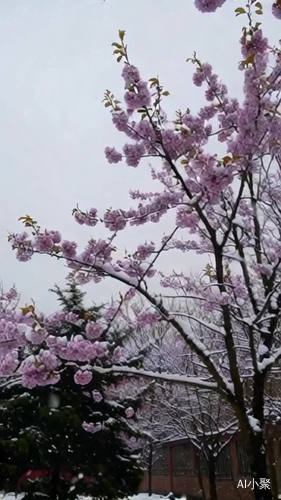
xmin=194 ymin=449 xmax=207 ymax=500
xmin=267 ymin=438 xmax=279 ymax=500
xmin=148 ymin=441 xmax=153 ymax=496
xmin=207 ymin=457 xmax=217 ymax=500
xmin=49 ymin=467 xmax=60 ymax=500
xmin=197 ymin=464 xmax=207 ymax=500
xmin=248 ymin=434 xmax=273 ymax=500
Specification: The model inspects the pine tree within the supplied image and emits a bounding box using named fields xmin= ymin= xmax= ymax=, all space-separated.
xmin=0 ymin=283 xmax=143 ymax=499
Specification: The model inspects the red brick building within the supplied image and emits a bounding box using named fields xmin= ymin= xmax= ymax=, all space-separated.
xmin=139 ymin=429 xmax=281 ymax=499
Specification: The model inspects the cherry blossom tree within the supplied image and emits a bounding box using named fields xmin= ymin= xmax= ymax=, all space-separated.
xmin=7 ymin=1 xmax=281 ymax=498
xmin=194 ymin=0 xmax=281 ymax=20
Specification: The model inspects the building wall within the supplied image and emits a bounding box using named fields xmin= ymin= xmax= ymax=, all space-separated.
xmin=139 ymin=473 xmax=252 ymax=499
xmin=138 ymin=433 xmax=281 ymax=500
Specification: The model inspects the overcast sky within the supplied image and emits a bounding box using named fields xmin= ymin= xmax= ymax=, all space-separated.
xmin=0 ymin=0 xmax=279 ymax=312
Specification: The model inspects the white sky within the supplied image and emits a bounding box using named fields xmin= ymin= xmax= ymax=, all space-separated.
xmin=0 ymin=0 xmax=279 ymax=312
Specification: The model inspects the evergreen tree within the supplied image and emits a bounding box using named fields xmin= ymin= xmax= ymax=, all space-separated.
xmin=0 ymin=283 xmax=143 ymax=499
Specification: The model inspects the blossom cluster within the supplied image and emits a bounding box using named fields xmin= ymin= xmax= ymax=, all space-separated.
xmin=193 ymin=0 xmax=281 ymax=20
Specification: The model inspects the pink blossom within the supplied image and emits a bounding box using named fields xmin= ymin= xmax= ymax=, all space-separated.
xmin=0 ymin=352 xmax=18 ymax=376
xmin=39 ymin=349 xmax=58 ymax=371
xmin=105 ymin=146 xmax=122 ymax=164
xmin=85 ymin=321 xmax=103 ymax=340
xmin=82 ymin=421 xmax=102 ymax=434
xmin=124 ymin=81 xmax=151 ymax=111
xmin=103 ymin=209 xmax=127 ymax=231
xmin=18 ymin=353 xmax=60 ymax=389
xmin=194 ymin=0 xmax=225 ymax=12
xmin=112 ymin=111 xmax=129 ymax=132
xmin=61 ymin=240 xmax=77 ymax=258
xmin=176 ymin=209 xmax=199 ymax=233
xmin=93 ymin=341 xmax=108 ymax=359
xmin=35 ymin=233 xmax=55 ymax=252
xmin=136 ymin=311 xmax=159 ymax=328
xmin=6 ymin=288 xmax=18 ymax=301
xmin=48 ymin=231 xmax=61 ymax=244
xmin=134 ymin=242 xmax=155 ymax=260
xmin=55 ymin=338 xmax=97 ymax=362
xmin=65 ymin=312 xmax=80 ymax=323
xmin=112 ymin=345 xmax=124 ymax=363
xmin=84 ymin=208 xmax=99 ymax=226
xmin=74 ymin=369 xmax=93 ymax=385
xmin=74 ymin=211 xmax=86 ymax=225
xmin=124 ymin=288 xmax=136 ymax=301
xmin=241 ymin=30 xmax=268 ymax=59
xmin=92 ymin=390 xmax=103 ymax=402
xmin=122 ymin=64 xmax=140 ymax=87
xmin=30 ymin=329 xmax=47 ymax=345
xmin=272 ymin=3 xmax=281 ymax=19
xmin=123 ymin=143 xmax=145 ymax=167
xmin=125 ymin=407 xmax=134 ymax=418
xmin=16 ymin=249 xmax=33 ymax=261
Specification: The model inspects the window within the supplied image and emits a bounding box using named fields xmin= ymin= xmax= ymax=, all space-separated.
xmin=152 ymin=446 xmax=169 ymax=476
xmin=173 ymin=443 xmax=193 ymax=476
xmin=199 ymin=444 xmax=232 ymax=479
xmin=215 ymin=445 xmax=232 ymax=478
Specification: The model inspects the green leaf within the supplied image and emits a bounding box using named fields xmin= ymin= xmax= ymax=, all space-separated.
xmin=119 ymin=30 xmax=125 ymax=41
xmin=117 ymin=55 xmax=123 ymax=62
xmin=162 ymin=91 xmax=169 ymax=96
xmin=112 ymin=42 xmax=122 ymax=49
xmin=235 ymin=7 xmax=246 ymax=15
xmin=104 ymin=102 xmax=111 ymax=108
xmin=255 ymin=9 xmax=263 ymax=14
xmin=255 ymin=1 xmax=262 ymax=8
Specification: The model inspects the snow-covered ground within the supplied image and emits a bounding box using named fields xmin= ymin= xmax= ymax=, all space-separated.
xmin=0 ymin=493 xmax=164 ymax=500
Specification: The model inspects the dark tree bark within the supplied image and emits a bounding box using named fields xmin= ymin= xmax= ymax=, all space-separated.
xmin=49 ymin=467 xmax=60 ymax=500
xmin=248 ymin=434 xmax=273 ymax=500
xmin=148 ymin=441 xmax=153 ymax=496
xmin=207 ymin=456 xmax=218 ymax=500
